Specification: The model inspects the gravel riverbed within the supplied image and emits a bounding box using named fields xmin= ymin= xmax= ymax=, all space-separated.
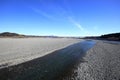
xmin=62 ymin=41 xmax=120 ymax=80
xmin=0 ymin=38 xmax=81 ymax=68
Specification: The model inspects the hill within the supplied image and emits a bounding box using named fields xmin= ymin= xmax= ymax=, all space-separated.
xmin=0 ymin=32 xmax=60 ymax=38
xmin=84 ymin=33 xmax=120 ymax=41
xmin=100 ymin=33 xmax=120 ymax=41
xmin=0 ymin=32 xmax=25 ymax=37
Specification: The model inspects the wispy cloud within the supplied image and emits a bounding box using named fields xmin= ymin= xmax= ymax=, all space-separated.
xmin=63 ymin=0 xmax=92 ymax=35
xmin=67 ymin=16 xmax=92 ymax=36
xmin=68 ymin=17 xmax=84 ymax=31
xmin=29 ymin=3 xmax=91 ymax=35
xmin=23 ymin=0 xmax=54 ymax=20
xmin=29 ymin=6 xmax=54 ymax=20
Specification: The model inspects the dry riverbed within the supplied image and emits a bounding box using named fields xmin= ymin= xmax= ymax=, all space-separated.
xmin=0 ymin=38 xmax=81 ymax=68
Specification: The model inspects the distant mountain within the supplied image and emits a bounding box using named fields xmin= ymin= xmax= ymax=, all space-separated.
xmin=0 ymin=32 xmax=60 ymax=38
xmin=0 ymin=32 xmax=25 ymax=37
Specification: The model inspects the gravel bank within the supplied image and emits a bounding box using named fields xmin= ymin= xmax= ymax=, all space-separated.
xmin=0 ymin=38 xmax=81 ymax=68
xmin=62 ymin=41 xmax=120 ymax=80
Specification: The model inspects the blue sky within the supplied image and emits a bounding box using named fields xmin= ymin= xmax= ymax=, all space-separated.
xmin=0 ymin=0 xmax=120 ymax=37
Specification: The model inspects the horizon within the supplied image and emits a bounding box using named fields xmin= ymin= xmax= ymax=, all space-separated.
xmin=1 ymin=31 xmax=120 ymax=37
xmin=0 ymin=0 xmax=120 ymax=37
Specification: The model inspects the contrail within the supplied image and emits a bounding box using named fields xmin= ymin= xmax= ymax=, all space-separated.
xmin=68 ymin=16 xmax=91 ymax=35
xmin=29 ymin=1 xmax=87 ymax=33
xmin=29 ymin=6 xmax=67 ymax=21
xmin=30 ymin=7 xmax=54 ymax=20
xmin=23 ymin=0 xmax=55 ymax=20
xmin=26 ymin=0 xmax=70 ymax=21
xmin=68 ymin=17 xmax=84 ymax=31
xmin=63 ymin=0 xmax=85 ymax=32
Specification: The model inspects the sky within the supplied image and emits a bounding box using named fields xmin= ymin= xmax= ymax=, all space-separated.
xmin=0 ymin=0 xmax=120 ymax=37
